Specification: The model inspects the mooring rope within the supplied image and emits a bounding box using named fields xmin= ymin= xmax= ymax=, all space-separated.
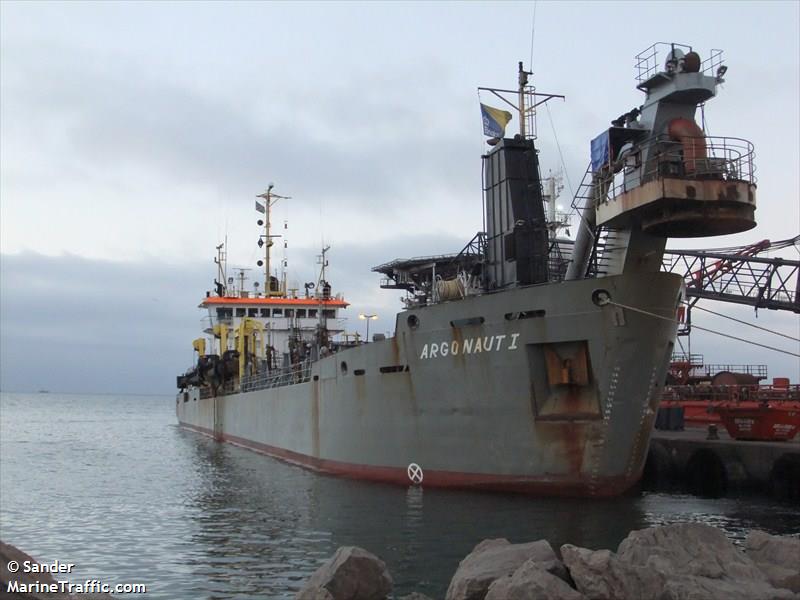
xmin=605 ymin=300 xmax=800 ymax=358
xmin=688 ymin=303 xmax=799 ymax=343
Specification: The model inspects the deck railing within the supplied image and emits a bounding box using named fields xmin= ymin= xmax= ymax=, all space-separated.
xmin=662 ymin=384 xmax=800 ymax=404
xmin=602 ymin=135 xmax=755 ymax=204
xmin=635 ymin=43 xmax=723 ymax=84
xmin=239 ymin=360 xmax=313 ymax=393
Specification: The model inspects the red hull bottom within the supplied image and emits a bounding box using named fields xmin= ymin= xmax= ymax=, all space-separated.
xmin=178 ymin=422 xmax=639 ymax=498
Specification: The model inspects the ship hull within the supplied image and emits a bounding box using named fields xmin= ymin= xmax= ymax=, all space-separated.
xmin=177 ymin=272 xmax=683 ymax=497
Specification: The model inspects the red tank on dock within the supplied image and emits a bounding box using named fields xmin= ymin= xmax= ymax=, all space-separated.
xmin=660 ymin=354 xmax=800 ymax=440
xmin=716 ymin=403 xmax=800 ymax=441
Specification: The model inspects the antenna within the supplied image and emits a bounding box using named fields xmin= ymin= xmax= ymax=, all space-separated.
xmin=282 ymin=219 xmax=288 ymax=299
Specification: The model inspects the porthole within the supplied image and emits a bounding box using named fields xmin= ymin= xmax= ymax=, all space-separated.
xmin=591 ymin=289 xmax=611 ymax=307
xmin=407 ymin=314 xmax=420 ymax=330
xmin=340 ymin=361 xmax=348 ymax=375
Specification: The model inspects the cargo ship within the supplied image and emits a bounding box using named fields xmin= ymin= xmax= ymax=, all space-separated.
xmin=177 ymin=43 xmax=758 ymax=496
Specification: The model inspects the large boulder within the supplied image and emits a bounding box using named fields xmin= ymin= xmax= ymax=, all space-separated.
xmin=445 ymin=538 xmax=565 ymax=600
xmin=485 ymin=558 xmax=586 ymax=600
xmin=296 ymin=546 xmax=392 ymax=600
xmin=657 ymin=576 xmax=796 ymax=600
xmin=617 ymin=523 xmax=794 ymax=600
xmin=563 ymin=523 xmax=796 ymax=600
xmin=560 ymin=545 xmax=663 ymax=600
xmin=617 ymin=522 xmax=763 ymax=581
xmin=1 ymin=540 xmax=72 ymax=600
xmin=0 ymin=541 xmax=115 ymax=599
xmin=746 ymin=530 xmax=800 ymax=593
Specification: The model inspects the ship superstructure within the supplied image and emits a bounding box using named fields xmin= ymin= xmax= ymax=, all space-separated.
xmin=177 ymin=44 xmax=758 ymax=496
xmin=178 ymin=189 xmax=350 ymax=396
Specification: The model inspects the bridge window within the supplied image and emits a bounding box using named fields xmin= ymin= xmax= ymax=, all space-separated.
xmin=248 ymin=308 xmax=259 ymax=317
xmin=272 ymin=308 xmax=283 ymax=317
xmin=285 ymin=309 xmax=294 ymax=318
xmin=323 ymin=309 xmax=336 ymax=318
xmin=216 ymin=308 xmax=233 ymax=319
xmin=260 ymin=308 xmax=270 ymax=317
xmin=296 ymin=309 xmax=307 ymax=318
xmin=236 ymin=308 xmax=246 ymax=317
xmin=308 ymin=309 xmax=317 ymax=318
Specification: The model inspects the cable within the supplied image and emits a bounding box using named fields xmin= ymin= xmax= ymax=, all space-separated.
xmin=544 ymin=102 xmax=597 ymax=244
xmin=544 ymin=102 xmax=601 ymax=249
xmin=678 ymin=325 xmax=798 ymax=358
xmin=545 ymin=103 xmax=574 ymax=200
xmin=668 ymin=234 xmax=799 ymax=256
xmin=689 ymin=303 xmax=799 ymax=343
xmin=606 ymin=300 xmax=800 ymax=358
xmin=529 ymin=1 xmax=537 ymax=71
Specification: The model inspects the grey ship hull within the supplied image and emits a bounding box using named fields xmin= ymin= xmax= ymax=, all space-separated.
xmin=177 ymin=272 xmax=682 ymax=497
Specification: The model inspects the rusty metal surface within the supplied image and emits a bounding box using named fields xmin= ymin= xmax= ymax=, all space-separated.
xmin=596 ymin=177 xmax=756 ymax=236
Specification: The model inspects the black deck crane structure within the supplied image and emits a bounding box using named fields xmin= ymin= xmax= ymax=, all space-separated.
xmin=661 ymin=235 xmax=799 ymax=335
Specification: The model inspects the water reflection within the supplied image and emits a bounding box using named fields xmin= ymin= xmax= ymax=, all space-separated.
xmin=1 ymin=393 xmax=797 ymax=600
xmin=176 ymin=426 xmax=654 ymax=598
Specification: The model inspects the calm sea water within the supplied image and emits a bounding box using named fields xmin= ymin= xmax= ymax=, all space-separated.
xmin=0 ymin=392 xmax=797 ymax=599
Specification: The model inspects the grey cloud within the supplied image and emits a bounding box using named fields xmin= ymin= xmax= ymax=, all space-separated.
xmin=3 ymin=40 xmax=477 ymax=216
xmin=0 ymin=252 xmax=208 ymax=394
xmin=0 ymin=232 xmax=466 ymax=393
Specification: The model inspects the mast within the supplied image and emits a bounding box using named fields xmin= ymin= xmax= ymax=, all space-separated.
xmin=317 ymin=245 xmax=330 ymax=324
xmin=477 ymin=62 xmax=562 ymax=142
xmin=256 ymin=184 xmax=291 ymax=297
xmin=214 ymin=240 xmax=227 ymax=297
xmin=518 ymin=61 xmax=529 ymax=138
xmin=546 ymin=174 xmax=556 ymax=224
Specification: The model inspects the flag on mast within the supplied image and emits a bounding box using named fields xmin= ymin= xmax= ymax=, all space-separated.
xmin=480 ymin=103 xmax=513 ymax=138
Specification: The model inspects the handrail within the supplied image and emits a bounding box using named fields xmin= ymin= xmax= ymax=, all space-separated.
xmin=240 ymin=360 xmax=313 ymax=393
xmin=634 ymin=43 xmax=723 ymax=84
xmin=662 ymin=384 xmax=800 ymax=404
xmin=599 ymin=134 xmax=755 ymax=205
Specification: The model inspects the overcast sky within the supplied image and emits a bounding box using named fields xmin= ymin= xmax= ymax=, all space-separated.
xmin=1 ymin=1 xmax=798 ymax=394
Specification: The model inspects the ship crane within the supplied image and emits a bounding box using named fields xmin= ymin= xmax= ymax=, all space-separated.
xmin=662 ymin=235 xmax=800 ymax=336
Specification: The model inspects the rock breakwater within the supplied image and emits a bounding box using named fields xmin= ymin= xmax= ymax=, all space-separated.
xmin=295 ymin=523 xmax=800 ymax=600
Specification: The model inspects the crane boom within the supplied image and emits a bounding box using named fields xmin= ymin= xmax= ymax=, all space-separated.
xmin=663 ymin=236 xmax=799 ymax=313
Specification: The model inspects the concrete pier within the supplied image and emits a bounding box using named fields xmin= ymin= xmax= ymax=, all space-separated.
xmin=645 ymin=428 xmax=800 ymax=498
